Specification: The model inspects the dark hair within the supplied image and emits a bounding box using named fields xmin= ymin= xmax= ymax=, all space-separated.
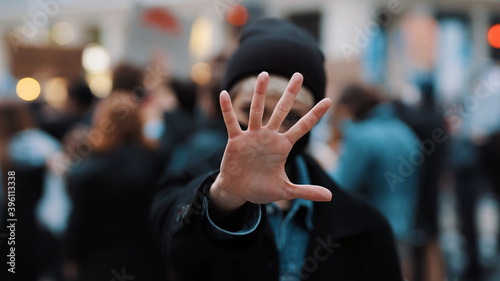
xmin=68 ymin=79 xmax=95 ymax=110
xmin=170 ymin=78 xmax=197 ymax=115
xmin=112 ymin=63 xmax=145 ymax=92
xmin=337 ymin=84 xmax=384 ymax=120
xmin=91 ymin=93 xmax=152 ymax=153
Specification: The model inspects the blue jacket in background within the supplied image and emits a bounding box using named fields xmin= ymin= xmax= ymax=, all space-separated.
xmin=330 ymin=103 xmax=420 ymax=241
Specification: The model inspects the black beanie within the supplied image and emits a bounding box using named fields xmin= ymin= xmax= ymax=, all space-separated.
xmin=222 ymin=18 xmax=326 ymax=104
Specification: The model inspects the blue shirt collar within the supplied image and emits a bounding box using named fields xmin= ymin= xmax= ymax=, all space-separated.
xmin=268 ymin=155 xmax=314 ymax=231
xmin=295 ymin=155 xmax=314 ymax=230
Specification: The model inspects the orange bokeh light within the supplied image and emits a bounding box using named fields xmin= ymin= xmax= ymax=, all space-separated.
xmin=226 ymin=5 xmax=248 ymax=27
xmin=488 ymin=24 xmax=500 ymax=49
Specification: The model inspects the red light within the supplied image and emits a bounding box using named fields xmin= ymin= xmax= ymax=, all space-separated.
xmin=488 ymin=24 xmax=500 ymax=49
xmin=226 ymin=5 xmax=248 ymax=27
xmin=142 ymin=8 xmax=180 ymax=36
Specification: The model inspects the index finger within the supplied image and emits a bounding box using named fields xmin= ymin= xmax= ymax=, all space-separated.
xmin=284 ymin=98 xmax=331 ymax=145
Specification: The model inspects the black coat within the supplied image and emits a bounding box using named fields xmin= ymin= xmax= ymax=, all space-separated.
xmin=150 ymin=152 xmax=402 ymax=281
xmin=0 ymin=165 xmax=48 ymax=281
xmin=394 ymin=102 xmax=448 ymax=237
xmin=65 ymin=143 xmax=165 ymax=281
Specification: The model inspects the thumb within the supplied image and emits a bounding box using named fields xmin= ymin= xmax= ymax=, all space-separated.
xmin=286 ymin=183 xmax=332 ymax=202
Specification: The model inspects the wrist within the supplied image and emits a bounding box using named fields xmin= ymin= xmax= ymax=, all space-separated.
xmin=208 ymin=176 xmax=246 ymax=213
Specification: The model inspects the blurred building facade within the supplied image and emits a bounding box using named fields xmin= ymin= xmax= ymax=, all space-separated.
xmin=1 ymin=0 xmax=499 ymax=102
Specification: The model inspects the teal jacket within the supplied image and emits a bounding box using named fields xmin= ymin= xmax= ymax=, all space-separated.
xmin=330 ymin=103 xmax=419 ymax=240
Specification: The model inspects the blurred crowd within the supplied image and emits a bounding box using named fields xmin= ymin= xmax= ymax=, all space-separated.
xmin=1 ymin=9 xmax=500 ymax=281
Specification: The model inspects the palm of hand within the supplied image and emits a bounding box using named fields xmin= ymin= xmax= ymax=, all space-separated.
xmin=219 ymin=128 xmax=293 ymax=205
xmin=210 ymin=72 xmax=332 ymax=211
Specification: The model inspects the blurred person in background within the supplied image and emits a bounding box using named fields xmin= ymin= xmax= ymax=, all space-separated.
xmin=447 ymin=109 xmax=483 ymax=281
xmin=112 ymin=62 xmax=145 ymax=93
xmin=150 ymin=18 xmax=402 ymax=281
xmin=479 ymin=128 xmax=500 ymax=277
xmin=166 ymin=53 xmax=229 ymax=172
xmin=63 ymin=93 xmax=165 ymax=281
xmin=394 ymin=82 xmax=448 ymax=281
xmin=53 ymin=80 xmax=98 ymax=175
xmin=451 ymin=60 xmax=500 ymax=281
xmin=328 ymin=84 xmax=419 ymax=278
xmin=41 ymin=79 xmax=96 ymax=141
xmin=0 ymin=100 xmax=61 ymax=281
xmin=170 ymin=79 xmax=197 ymax=116
xmin=477 ymin=62 xmax=500 ymax=203
xmin=155 ymin=77 xmax=197 ymax=161
xmin=62 ymin=63 xmax=146 ymax=173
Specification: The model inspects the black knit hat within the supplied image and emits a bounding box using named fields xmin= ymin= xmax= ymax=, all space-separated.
xmin=222 ymin=18 xmax=326 ymax=104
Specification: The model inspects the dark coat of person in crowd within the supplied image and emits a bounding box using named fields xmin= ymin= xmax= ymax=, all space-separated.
xmin=0 ymin=101 xmax=61 ymax=281
xmin=393 ymin=82 xmax=448 ymax=281
xmin=150 ymin=19 xmax=402 ymax=281
xmin=394 ymin=83 xmax=447 ymax=239
xmin=480 ymin=131 xmax=500 ymax=197
xmin=64 ymin=93 xmax=165 ymax=281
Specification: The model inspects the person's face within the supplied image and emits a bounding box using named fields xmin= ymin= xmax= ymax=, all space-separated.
xmin=232 ymin=76 xmax=314 ymax=133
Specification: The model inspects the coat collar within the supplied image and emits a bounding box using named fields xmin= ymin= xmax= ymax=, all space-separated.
xmin=302 ymin=154 xmax=376 ymax=241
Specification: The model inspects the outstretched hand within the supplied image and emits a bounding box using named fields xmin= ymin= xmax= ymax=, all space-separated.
xmin=209 ymin=72 xmax=332 ymax=212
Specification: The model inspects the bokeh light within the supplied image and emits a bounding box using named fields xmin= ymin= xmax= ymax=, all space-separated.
xmin=226 ymin=5 xmax=248 ymax=26
xmin=82 ymin=44 xmax=110 ymax=73
xmin=16 ymin=77 xmax=41 ymax=101
xmin=190 ymin=62 xmax=211 ymax=85
xmin=51 ymin=22 xmax=75 ymax=45
xmin=488 ymin=24 xmax=500 ymax=49
xmin=44 ymin=77 xmax=68 ymax=108
xmin=189 ymin=16 xmax=213 ymax=60
xmin=86 ymin=72 xmax=112 ymax=98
